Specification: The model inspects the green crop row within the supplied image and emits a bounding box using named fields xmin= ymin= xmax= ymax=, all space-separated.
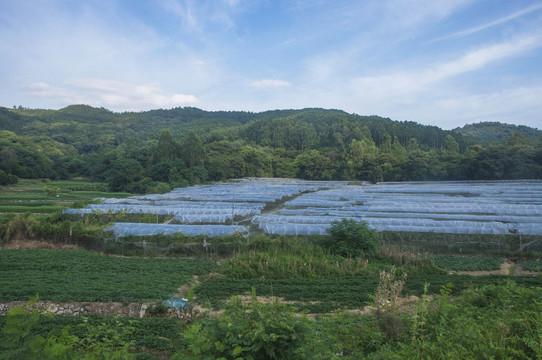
xmin=518 ymin=259 xmax=542 ymax=272
xmin=432 ymin=255 xmax=504 ymax=271
xmin=193 ymin=276 xmax=379 ymax=312
xmin=0 ymin=250 xmax=216 ymax=302
xmin=193 ymin=274 xmax=542 ymax=313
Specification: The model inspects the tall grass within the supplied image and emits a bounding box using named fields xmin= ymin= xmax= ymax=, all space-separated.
xmin=219 ymin=243 xmax=370 ymax=279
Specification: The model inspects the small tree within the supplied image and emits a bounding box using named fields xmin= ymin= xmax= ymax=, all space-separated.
xmin=326 ymin=219 xmax=379 ymax=257
xmin=176 ymin=290 xmax=334 ymax=359
xmin=42 ymin=185 xmax=61 ymax=198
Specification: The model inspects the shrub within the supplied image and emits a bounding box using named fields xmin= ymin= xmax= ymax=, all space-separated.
xmin=2 ymin=213 xmax=38 ymax=243
xmin=325 ymin=219 xmax=380 ymax=257
xmin=175 ymin=290 xmax=335 ymax=359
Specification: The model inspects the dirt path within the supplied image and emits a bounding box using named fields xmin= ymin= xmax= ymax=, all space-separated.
xmin=452 ymin=259 xmax=539 ymax=276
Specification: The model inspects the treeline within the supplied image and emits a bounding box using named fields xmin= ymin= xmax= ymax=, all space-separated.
xmin=1 ymin=105 xmax=541 ymax=191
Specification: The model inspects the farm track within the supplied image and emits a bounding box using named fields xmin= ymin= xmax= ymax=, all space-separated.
xmin=451 ymin=259 xmax=538 ymax=276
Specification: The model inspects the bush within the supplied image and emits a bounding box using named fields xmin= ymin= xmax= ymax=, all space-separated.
xmin=175 ymin=290 xmax=335 ymax=359
xmin=0 ymin=170 xmax=18 ymax=185
xmin=2 ymin=213 xmax=38 ymax=243
xmin=325 ymin=219 xmax=380 ymax=257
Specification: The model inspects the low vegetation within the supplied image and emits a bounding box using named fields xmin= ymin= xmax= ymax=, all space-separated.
xmin=1 ymin=180 xmax=542 ymax=358
xmin=431 ymin=255 xmax=504 ymax=271
xmin=0 ymin=250 xmax=215 ymax=302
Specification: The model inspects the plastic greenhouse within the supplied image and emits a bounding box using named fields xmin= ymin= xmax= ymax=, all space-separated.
xmin=62 ymin=178 xmax=542 ymax=238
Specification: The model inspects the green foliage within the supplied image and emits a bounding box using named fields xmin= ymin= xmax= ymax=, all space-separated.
xmin=518 ymin=259 xmax=542 ymax=272
xmin=72 ymin=316 xmax=136 ymax=359
xmin=193 ymin=273 xmax=542 ymax=313
xmin=176 ymin=290 xmax=335 ymax=359
xmin=42 ymin=185 xmax=61 ymax=197
xmin=219 ymin=245 xmax=370 ymax=279
xmin=2 ymin=213 xmax=37 ymax=243
xmin=193 ymin=276 xmax=380 ymax=312
xmin=325 ymin=219 xmax=380 ymax=257
xmin=0 ymin=170 xmax=17 ymax=185
xmin=295 ymin=149 xmax=333 ymax=180
xmin=432 ymin=255 xmax=504 ymax=271
xmin=457 ymin=121 xmax=542 ymax=143
xmin=0 ymin=250 xmax=216 ymax=302
xmin=2 ymin=106 xmax=541 ymax=188
xmin=0 ymin=299 xmax=138 ymax=360
xmin=0 ymin=295 xmax=42 ymax=360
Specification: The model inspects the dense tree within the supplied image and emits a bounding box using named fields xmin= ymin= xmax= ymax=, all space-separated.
xmin=295 ymin=150 xmax=333 ymax=180
xmin=1 ymin=105 xmax=540 ymax=190
xmin=181 ymin=131 xmax=205 ymax=167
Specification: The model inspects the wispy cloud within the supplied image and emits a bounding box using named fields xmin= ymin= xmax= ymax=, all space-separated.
xmin=1 ymin=1 xmax=541 ymax=128
xmin=161 ymin=0 xmax=201 ymax=32
xmin=429 ymin=2 xmax=542 ymax=43
xmin=250 ymin=79 xmax=292 ymax=88
xmin=350 ymin=32 xmax=542 ymax=100
xmin=422 ymin=86 xmax=542 ymax=129
xmin=27 ymin=78 xmax=197 ymax=111
xmin=383 ymin=0 xmax=473 ymax=29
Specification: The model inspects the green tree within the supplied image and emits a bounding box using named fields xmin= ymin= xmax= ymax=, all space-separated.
xmin=295 ymin=150 xmax=333 ymax=180
xmin=442 ymin=134 xmax=459 ymax=154
xmin=344 ymin=138 xmax=379 ymax=180
xmin=325 ymin=219 xmax=379 ymax=257
xmin=150 ymin=129 xmax=179 ymax=165
xmin=104 ymin=158 xmax=144 ymax=192
xmin=182 ymin=131 xmax=205 ymax=167
xmin=240 ymin=145 xmax=273 ymax=177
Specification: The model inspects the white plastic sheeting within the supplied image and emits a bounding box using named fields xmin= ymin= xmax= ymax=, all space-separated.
xmin=64 ymin=179 xmax=542 ymax=236
xmin=258 ymin=180 xmax=542 ymax=236
xmin=106 ymin=223 xmax=248 ymax=239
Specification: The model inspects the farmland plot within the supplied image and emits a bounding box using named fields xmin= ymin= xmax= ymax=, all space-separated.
xmin=64 ymin=179 xmax=542 ymax=238
xmin=0 ymin=250 xmax=215 ymax=302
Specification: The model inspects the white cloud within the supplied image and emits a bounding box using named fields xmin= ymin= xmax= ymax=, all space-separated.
xmin=349 ymin=32 xmax=542 ymax=102
xmin=383 ymin=0 xmax=474 ymax=30
xmin=429 ymin=2 xmax=542 ymax=43
xmin=250 ymin=79 xmax=292 ymax=88
xmin=433 ymin=86 xmax=542 ymax=126
xmin=26 ymin=78 xmax=197 ymax=111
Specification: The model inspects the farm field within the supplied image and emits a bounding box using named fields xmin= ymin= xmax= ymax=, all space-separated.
xmin=431 ymin=255 xmax=505 ymax=271
xmin=0 ymin=179 xmax=130 ymax=217
xmin=2 ymin=179 xmax=542 ymax=359
xmin=0 ymin=250 xmax=215 ymax=302
xmin=64 ymin=178 xmax=542 ymax=238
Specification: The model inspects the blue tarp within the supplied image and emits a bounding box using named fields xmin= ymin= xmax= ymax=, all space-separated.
xmin=164 ymin=297 xmax=189 ymax=312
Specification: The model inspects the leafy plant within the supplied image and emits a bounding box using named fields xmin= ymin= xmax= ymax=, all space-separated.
xmin=325 ymin=219 xmax=380 ymax=257
xmin=0 ymin=250 xmax=216 ymax=302
xmin=175 ymin=289 xmax=335 ymax=359
xmin=432 ymin=255 xmax=504 ymax=271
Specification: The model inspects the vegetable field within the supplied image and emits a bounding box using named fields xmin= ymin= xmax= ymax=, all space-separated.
xmin=0 ymin=250 xmax=215 ymax=302
xmin=193 ymin=274 xmax=542 ymax=313
xmin=431 ymin=255 xmax=504 ymax=271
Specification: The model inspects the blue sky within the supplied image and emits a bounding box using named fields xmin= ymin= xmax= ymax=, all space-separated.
xmin=1 ymin=0 xmax=541 ymax=129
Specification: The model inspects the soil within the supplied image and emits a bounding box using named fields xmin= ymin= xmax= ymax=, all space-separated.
xmin=1 ymin=239 xmax=81 ymax=250
xmin=450 ymin=259 xmax=539 ymax=276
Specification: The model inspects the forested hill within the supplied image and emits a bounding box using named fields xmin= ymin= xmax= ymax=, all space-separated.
xmin=1 ymin=105 xmax=541 ymax=191
xmin=1 ymin=105 xmax=455 ymax=152
xmin=455 ymin=122 xmax=542 ymax=143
